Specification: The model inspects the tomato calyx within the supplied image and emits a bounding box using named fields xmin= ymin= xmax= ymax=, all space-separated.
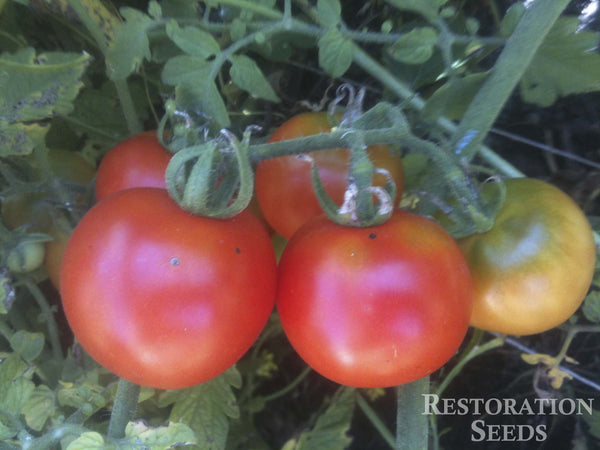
xmin=165 ymin=129 xmax=255 ymax=218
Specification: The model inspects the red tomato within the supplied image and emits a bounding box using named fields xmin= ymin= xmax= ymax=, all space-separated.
xmin=95 ymin=131 xmax=171 ymax=201
xmin=276 ymin=211 xmax=473 ymax=388
xmin=255 ymin=112 xmax=405 ymax=239
xmin=60 ymin=188 xmax=277 ymax=389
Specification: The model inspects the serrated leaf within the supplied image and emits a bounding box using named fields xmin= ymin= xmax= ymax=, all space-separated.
xmin=318 ymin=28 xmax=353 ymax=78
xmin=167 ymin=367 xmax=241 ymax=450
xmin=0 ymin=121 xmax=48 ymax=157
xmin=583 ymin=291 xmax=600 ymax=323
xmin=106 ymin=7 xmax=154 ymax=80
xmin=0 ymin=354 xmax=32 ymax=414
xmin=21 ymin=385 xmax=55 ymax=431
xmin=122 ymin=420 xmax=196 ymax=449
xmin=385 ymin=0 xmax=448 ymax=21
xmin=292 ymin=387 xmax=355 ymax=450
xmin=162 ymin=55 xmax=230 ymax=128
xmin=166 ymin=21 xmax=220 ymax=58
xmin=387 ymin=27 xmax=438 ymax=65
xmin=422 ymin=72 xmax=488 ymax=121
xmin=0 ymin=49 xmax=90 ymax=123
xmin=57 ymin=381 xmax=107 ymax=411
xmin=317 ymin=0 xmax=341 ymax=27
xmin=229 ymin=55 xmax=279 ymax=102
xmin=9 ymin=330 xmax=44 ymax=362
xmin=520 ymin=17 xmax=600 ymax=107
xmin=65 ymin=431 xmax=105 ymax=450
xmin=66 ymin=81 xmax=148 ymax=143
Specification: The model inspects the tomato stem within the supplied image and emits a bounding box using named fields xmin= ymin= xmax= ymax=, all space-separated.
xmin=395 ymin=376 xmax=429 ymax=450
xmin=355 ymin=393 xmax=395 ymax=449
xmin=107 ymin=378 xmax=141 ymax=439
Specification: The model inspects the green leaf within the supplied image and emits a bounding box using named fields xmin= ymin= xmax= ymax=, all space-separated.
xmin=57 ymin=381 xmax=107 ymax=411
xmin=148 ymin=0 xmax=162 ymax=19
xmin=106 ymin=7 xmax=154 ymax=80
xmin=0 ymin=354 xmax=33 ymax=414
xmin=166 ymin=367 xmax=241 ymax=450
xmin=229 ymin=55 xmax=279 ymax=102
xmin=422 ymin=72 xmax=488 ymax=121
xmin=317 ymin=0 xmax=341 ymax=27
xmin=582 ymin=408 xmax=600 ymax=440
xmin=288 ymin=387 xmax=356 ymax=450
xmin=0 ymin=49 xmax=90 ymax=123
xmin=385 ymin=0 xmax=448 ymax=21
xmin=318 ymin=28 xmax=353 ymax=78
xmin=65 ymin=431 xmax=105 ymax=450
xmin=166 ymin=20 xmax=220 ymax=59
xmin=122 ymin=421 xmax=196 ymax=449
xmin=387 ymin=27 xmax=438 ymax=65
xmin=0 ymin=121 xmax=48 ymax=157
xmin=9 ymin=330 xmax=44 ymax=362
xmin=0 ymin=268 xmax=15 ymax=314
xmin=498 ymin=3 xmax=525 ymax=38
xmin=520 ymin=17 xmax=600 ymax=107
xmin=67 ymin=81 xmax=149 ymax=143
xmin=583 ymin=291 xmax=600 ymax=323
xmin=21 ymin=385 xmax=55 ymax=432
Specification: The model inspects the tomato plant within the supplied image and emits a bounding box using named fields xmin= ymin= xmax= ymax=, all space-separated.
xmin=60 ymin=188 xmax=277 ymax=389
xmin=457 ymin=178 xmax=596 ymax=336
xmin=276 ymin=210 xmax=473 ymax=388
xmin=255 ymin=112 xmax=405 ymax=239
xmin=94 ymin=131 xmax=171 ymax=201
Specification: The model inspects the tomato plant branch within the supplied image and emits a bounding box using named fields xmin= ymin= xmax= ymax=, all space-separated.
xmin=261 ymin=365 xmax=312 ymax=403
xmin=450 ymin=0 xmax=571 ymax=160
xmin=20 ymin=424 xmax=88 ymax=450
xmin=66 ymin=0 xmax=143 ymax=135
xmin=22 ymin=279 xmax=63 ymax=361
xmin=396 ymin=376 xmax=429 ymax=450
xmin=107 ymin=378 xmax=141 ymax=439
xmin=355 ymin=392 xmax=395 ymax=449
xmin=501 ymin=334 xmax=600 ymax=392
xmin=350 ymin=45 xmax=524 ymax=178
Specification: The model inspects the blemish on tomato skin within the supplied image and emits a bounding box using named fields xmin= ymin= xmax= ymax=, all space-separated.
xmin=369 ymin=233 xmax=377 ymax=239
xmin=170 ymin=257 xmax=180 ymax=266
xmin=235 ymin=247 xmax=241 ymax=254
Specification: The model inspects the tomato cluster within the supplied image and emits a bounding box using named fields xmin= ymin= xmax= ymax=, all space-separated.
xmin=54 ymin=114 xmax=596 ymax=390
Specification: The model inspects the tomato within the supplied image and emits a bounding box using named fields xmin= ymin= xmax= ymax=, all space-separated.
xmin=457 ymin=178 xmax=596 ymax=336
xmin=255 ymin=112 xmax=405 ymax=239
xmin=44 ymin=227 xmax=70 ymax=290
xmin=60 ymin=188 xmax=277 ymax=389
xmin=95 ymin=131 xmax=171 ymax=201
xmin=2 ymin=149 xmax=95 ymax=231
xmin=276 ymin=211 xmax=473 ymax=388
xmin=6 ymin=240 xmax=45 ymax=273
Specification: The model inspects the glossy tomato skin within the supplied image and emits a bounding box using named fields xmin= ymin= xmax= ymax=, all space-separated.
xmin=61 ymin=188 xmax=277 ymax=389
xmin=458 ymin=178 xmax=596 ymax=336
xmin=95 ymin=131 xmax=171 ymax=201
xmin=255 ymin=112 xmax=404 ymax=239
xmin=276 ymin=211 xmax=473 ymax=388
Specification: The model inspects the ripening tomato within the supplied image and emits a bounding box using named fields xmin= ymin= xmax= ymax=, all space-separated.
xmin=95 ymin=131 xmax=171 ymax=201
xmin=276 ymin=211 xmax=473 ymax=388
xmin=60 ymin=188 xmax=277 ymax=389
xmin=2 ymin=149 xmax=95 ymax=231
xmin=457 ymin=178 xmax=596 ymax=336
xmin=255 ymin=112 xmax=405 ymax=239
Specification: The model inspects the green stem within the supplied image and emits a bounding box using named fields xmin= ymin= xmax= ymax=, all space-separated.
xmin=356 ymin=393 xmax=395 ymax=449
xmin=451 ymin=0 xmax=570 ymax=160
xmin=435 ymin=336 xmax=505 ymax=397
xmin=396 ymin=377 xmax=429 ymax=450
xmin=23 ymin=280 xmax=63 ymax=361
xmin=107 ymin=378 xmax=141 ymax=439
xmin=67 ymin=0 xmax=143 ymax=135
xmin=22 ymin=424 xmax=88 ymax=450
xmin=350 ymin=45 xmax=524 ymax=178
xmin=262 ymin=365 xmax=311 ymax=403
